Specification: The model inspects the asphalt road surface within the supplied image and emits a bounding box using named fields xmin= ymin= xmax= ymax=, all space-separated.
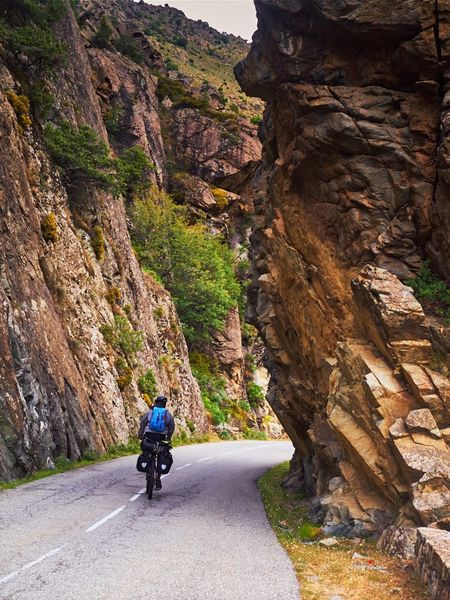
xmin=0 ymin=440 xmax=300 ymax=600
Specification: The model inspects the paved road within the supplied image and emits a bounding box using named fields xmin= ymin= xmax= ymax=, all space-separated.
xmin=0 ymin=440 xmax=300 ymax=600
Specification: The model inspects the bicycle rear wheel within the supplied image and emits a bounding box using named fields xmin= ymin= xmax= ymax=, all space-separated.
xmin=146 ymin=456 xmax=155 ymax=499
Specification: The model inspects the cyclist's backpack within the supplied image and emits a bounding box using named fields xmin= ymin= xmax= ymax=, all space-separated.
xmin=157 ymin=446 xmax=173 ymax=475
xmin=149 ymin=407 xmax=167 ymax=432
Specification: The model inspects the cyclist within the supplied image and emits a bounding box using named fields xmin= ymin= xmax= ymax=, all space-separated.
xmin=138 ymin=395 xmax=175 ymax=441
xmin=138 ymin=395 xmax=175 ymax=490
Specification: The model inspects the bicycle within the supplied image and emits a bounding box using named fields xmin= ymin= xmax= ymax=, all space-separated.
xmin=142 ymin=434 xmax=172 ymax=499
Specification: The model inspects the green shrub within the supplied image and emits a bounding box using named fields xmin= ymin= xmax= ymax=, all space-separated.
xmin=137 ymin=369 xmax=157 ymax=397
xmin=113 ymin=34 xmax=144 ymax=64
xmin=116 ymin=372 xmax=132 ymax=391
xmin=174 ymin=36 xmax=188 ymax=48
xmin=92 ymin=15 xmax=113 ymax=49
xmin=242 ymin=323 xmax=258 ymax=345
xmin=105 ymin=286 xmax=122 ymax=306
xmin=44 ymin=121 xmax=153 ymax=196
xmin=131 ymin=188 xmax=241 ymax=343
xmin=210 ymin=186 xmax=230 ymax=209
xmin=245 ymin=353 xmax=257 ymax=373
xmin=172 ymin=95 xmax=210 ymax=111
xmin=243 ymin=428 xmax=267 ymax=440
xmin=41 ymin=212 xmax=58 ymax=242
xmin=91 ymin=226 xmax=105 ymax=261
xmin=190 ymin=352 xmax=230 ymax=425
xmin=153 ymin=306 xmax=164 ymax=320
xmin=116 ymin=145 xmax=155 ymax=196
xmin=247 ymin=382 xmax=265 ymax=408
xmin=100 ymin=314 xmax=143 ymax=366
xmin=156 ymin=75 xmax=188 ymax=103
xmin=186 ymin=419 xmax=196 ymax=433
xmin=203 ymin=396 xmax=228 ymax=425
xmin=239 ymin=400 xmax=251 ymax=412
xmin=0 ymin=17 xmax=67 ymax=72
xmin=165 ymin=58 xmax=179 ymax=71
xmin=297 ymin=522 xmax=322 ymax=541
xmin=115 ymin=357 xmax=133 ymax=390
xmin=44 ymin=121 xmax=116 ymax=189
xmin=5 ymin=90 xmax=32 ymax=131
xmin=28 ymin=81 xmax=54 ymax=118
xmin=82 ymin=449 xmax=101 ymax=462
xmin=406 ymin=261 xmax=450 ymax=322
xmin=250 ymin=114 xmax=263 ymax=125
xmin=103 ymin=104 xmax=123 ymax=137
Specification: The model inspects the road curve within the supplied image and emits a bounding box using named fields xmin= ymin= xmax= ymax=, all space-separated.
xmin=0 ymin=440 xmax=300 ymax=600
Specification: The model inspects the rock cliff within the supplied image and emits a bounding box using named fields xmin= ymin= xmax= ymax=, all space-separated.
xmin=0 ymin=0 xmax=211 ymax=480
xmin=0 ymin=0 xmax=272 ymax=480
xmin=236 ymin=0 xmax=450 ymax=582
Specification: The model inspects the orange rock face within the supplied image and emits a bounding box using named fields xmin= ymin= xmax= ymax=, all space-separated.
xmin=236 ymin=0 xmax=450 ymax=542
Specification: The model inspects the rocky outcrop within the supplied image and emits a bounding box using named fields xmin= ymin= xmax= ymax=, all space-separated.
xmin=380 ymin=525 xmax=450 ymax=599
xmin=415 ymin=528 xmax=450 ymax=600
xmin=171 ymin=108 xmax=261 ymax=182
xmin=87 ymin=46 xmax=166 ymax=187
xmin=211 ymin=306 xmax=246 ymax=401
xmin=0 ymin=3 xmax=208 ymax=480
xmin=236 ymin=0 xmax=450 ymax=546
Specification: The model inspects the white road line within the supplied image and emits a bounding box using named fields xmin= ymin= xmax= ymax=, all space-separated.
xmin=129 ymin=487 xmax=146 ymax=502
xmin=0 ymin=571 xmax=18 ymax=585
xmin=197 ymin=456 xmax=212 ymax=462
xmin=175 ymin=463 xmax=192 ymax=471
xmin=86 ymin=506 xmax=126 ymax=532
xmin=130 ymin=478 xmax=168 ymax=501
xmin=22 ymin=546 xmax=64 ymax=571
xmin=1 ymin=546 xmax=65 ymax=585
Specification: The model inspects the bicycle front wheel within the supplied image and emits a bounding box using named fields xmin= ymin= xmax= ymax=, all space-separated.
xmin=146 ymin=456 xmax=155 ymax=499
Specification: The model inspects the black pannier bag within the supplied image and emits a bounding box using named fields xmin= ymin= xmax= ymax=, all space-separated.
xmin=157 ymin=447 xmax=173 ymax=474
xmin=136 ymin=454 xmax=150 ymax=473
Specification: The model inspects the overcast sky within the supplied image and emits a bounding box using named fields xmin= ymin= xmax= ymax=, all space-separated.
xmin=144 ymin=1 xmax=258 ymax=41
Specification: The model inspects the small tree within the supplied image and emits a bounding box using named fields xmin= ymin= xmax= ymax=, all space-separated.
xmin=44 ymin=121 xmax=116 ymax=189
xmin=131 ymin=188 xmax=241 ymax=343
xmin=117 ymin=145 xmax=154 ymax=196
xmin=92 ymin=16 xmax=113 ymax=49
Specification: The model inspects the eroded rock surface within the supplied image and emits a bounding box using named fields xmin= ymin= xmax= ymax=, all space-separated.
xmin=0 ymin=5 xmax=208 ymax=480
xmin=236 ymin=0 xmax=450 ymax=547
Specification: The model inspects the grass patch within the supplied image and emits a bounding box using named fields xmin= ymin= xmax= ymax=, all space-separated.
xmin=258 ymin=462 xmax=430 ymax=600
xmin=171 ymin=432 xmax=213 ymax=447
xmin=406 ymin=261 xmax=450 ymax=323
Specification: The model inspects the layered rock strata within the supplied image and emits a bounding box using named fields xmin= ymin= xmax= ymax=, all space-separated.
xmin=0 ymin=5 xmax=208 ymax=480
xmin=236 ymin=0 xmax=450 ymax=571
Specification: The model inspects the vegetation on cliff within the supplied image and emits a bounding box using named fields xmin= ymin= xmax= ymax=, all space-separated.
xmin=0 ymin=0 xmax=68 ymax=72
xmin=131 ymin=1 xmax=262 ymax=120
xmin=44 ymin=121 xmax=154 ymax=195
xmin=0 ymin=0 xmax=267 ymax=481
xmin=131 ymin=187 xmax=241 ymax=343
xmin=406 ymin=262 xmax=450 ymax=323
